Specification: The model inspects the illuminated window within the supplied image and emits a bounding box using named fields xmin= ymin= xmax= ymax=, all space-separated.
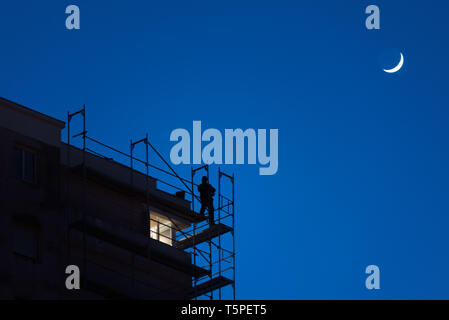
xmin=150 ymin=213 xmax=173 ymax=246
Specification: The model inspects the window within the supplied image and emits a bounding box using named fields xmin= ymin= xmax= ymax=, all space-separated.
xmin=14 ymin=147 xmax=37 ymax=183
xmin=13 ymin=223 xmax=39 ymax=261
xmin=150 ymin=213 xmax=174 ymax=246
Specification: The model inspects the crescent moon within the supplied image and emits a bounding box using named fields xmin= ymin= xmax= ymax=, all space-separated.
xmin=383 ymin=53 xmax=404 ymax=73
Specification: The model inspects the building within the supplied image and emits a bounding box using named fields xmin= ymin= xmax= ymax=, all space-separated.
xmin=0 ymin=97 xmax=235 ymax=300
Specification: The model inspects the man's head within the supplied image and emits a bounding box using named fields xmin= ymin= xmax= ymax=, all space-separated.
xmin=202 ymin=176 xmax=208 ymax=184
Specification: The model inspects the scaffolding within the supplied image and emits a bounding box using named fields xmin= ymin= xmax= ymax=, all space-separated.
xmin=66 ymin=106 xmax=235 ymax=300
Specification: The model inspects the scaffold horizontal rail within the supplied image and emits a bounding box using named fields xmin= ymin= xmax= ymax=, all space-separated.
xmin=189 ymin=276 xmax=234 ymax=299
xmin=176 ymin=223 xmax=233 ymax=250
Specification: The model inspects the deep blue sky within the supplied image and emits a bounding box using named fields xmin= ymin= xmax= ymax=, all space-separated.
xmin=1 ymin=1 xmax=449 ymax=299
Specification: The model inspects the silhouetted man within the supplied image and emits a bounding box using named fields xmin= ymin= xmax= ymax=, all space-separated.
xmin=198 ymin=176 xmax=216 ymax=226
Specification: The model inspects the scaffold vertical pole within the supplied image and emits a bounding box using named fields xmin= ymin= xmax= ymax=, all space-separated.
xmin=67 ymin=111 xmax=71 ymax=264
xmin=67 ymin=105 xmax=87 ymax=287
xmin=232 ymin=172 xmax=235 ymax=300
xmin=218 ymin=167 xmax=222 ymax=300
xmin=207 ymin=165 xmax=213 ymax=300
xmin=191 ymin=167 xmax=197 ymax=300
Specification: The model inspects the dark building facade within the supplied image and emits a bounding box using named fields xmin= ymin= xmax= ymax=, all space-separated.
xmin=0 ymin=98 xmax=234 ymax=300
